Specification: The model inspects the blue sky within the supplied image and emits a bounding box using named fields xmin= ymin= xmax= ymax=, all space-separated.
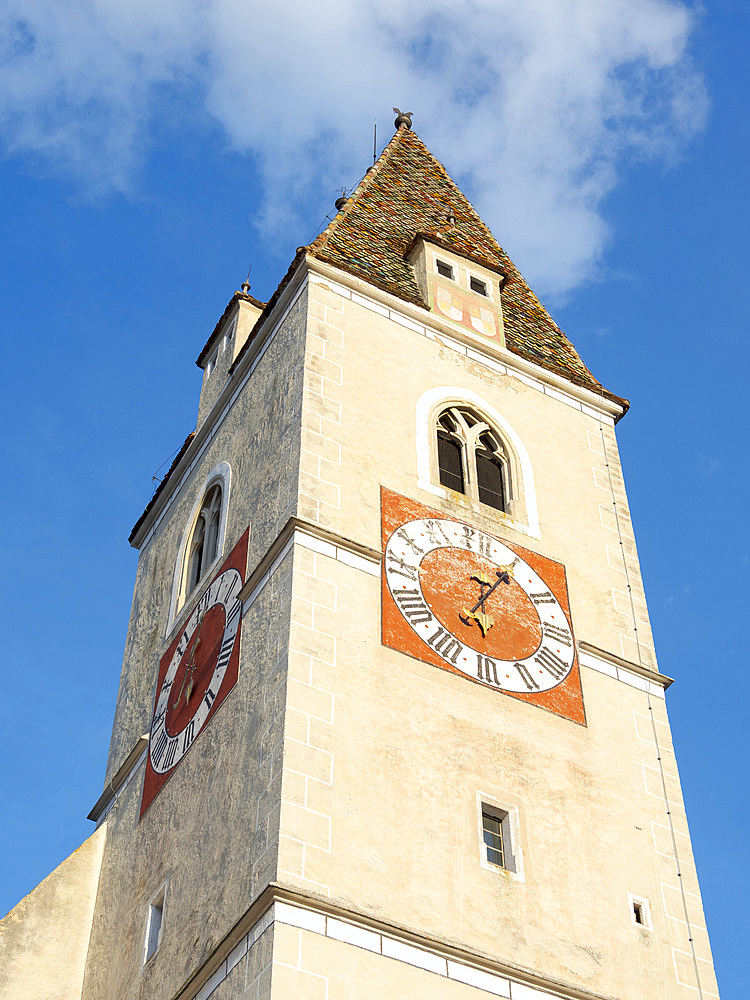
xmin=0 ymin=1 xmax=746 ymax=995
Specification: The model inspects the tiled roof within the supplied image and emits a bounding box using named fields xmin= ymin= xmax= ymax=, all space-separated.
xmin=131 ymin=128 xmax=627 ymax=546
xmin=306 ymin=126 xmax=626 ymax=408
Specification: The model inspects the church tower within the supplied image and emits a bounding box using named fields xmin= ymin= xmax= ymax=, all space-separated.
xmin=1 ymin=119 xmax=720 ymax=1000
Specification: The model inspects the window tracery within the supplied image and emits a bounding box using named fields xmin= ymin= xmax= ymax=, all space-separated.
xmin=436 ymin=406 xmax=510 ymax=512
xmin=185 ymin=484 xmax=222 ymax=598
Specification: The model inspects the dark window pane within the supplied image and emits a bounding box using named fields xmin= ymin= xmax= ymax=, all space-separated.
xmin=436 ymin=260 xmax=454 ymax=279
xmin=470 ymin=277 xmax=487 ymax=296
xmin=476 ymin=451 xmax=505 ymax=510
xmin=438 ymin=434 xmax=465 ymax=493
xmin=482 ymin=812 xmax=505 ymax=868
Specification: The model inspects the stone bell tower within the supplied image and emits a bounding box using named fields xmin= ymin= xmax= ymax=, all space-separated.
xmin=1 ymin=117 xmax=720 ymax=1000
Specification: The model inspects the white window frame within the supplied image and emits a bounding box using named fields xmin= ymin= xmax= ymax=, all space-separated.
xmin=467 ymin=272 xmax=491 ymax=298
xmin=435 ymin=257 xmax=455 ymax=280
xmin=168 ymin=461 xmax=232 ymax=629
xmin=476 ymin=792 xmax=524 ymax=881
xmin=143 ymin=881 xmax=168 ymax=965
xmin=416 ymin=386 xmax=540 ymax=538
xmin=628 ymin=892 xmax=653 ymax=930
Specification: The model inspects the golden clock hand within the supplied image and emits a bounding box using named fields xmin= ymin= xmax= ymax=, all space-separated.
xmin=461 ymin=559 xmax=519 ymax=634
xmin=469 ymin=569 xmax=509 ymax=614
xmin=173 ymin=609 xmax=207 ymax=709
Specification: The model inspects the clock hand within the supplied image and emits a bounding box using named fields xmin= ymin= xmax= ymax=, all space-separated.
xmin=469 ymin=568 xmax=510 ymax=614
xmin=460 ymin=560 xmax=519 ymax=636
xmin=173 ymin=609 xmax=207 ymax=709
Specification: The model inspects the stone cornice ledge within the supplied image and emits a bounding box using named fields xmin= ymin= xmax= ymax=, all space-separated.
xmin=578 ymin=640 xmax=673 ymax=690
xmin=238 ymin=515 xmax=381 ymax=605
xmin=174 ymin=883 xmax=622 ymax=1000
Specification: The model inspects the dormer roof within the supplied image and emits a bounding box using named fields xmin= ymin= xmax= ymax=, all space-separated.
xmin=305 ymin=126 xmax=625 ymax=406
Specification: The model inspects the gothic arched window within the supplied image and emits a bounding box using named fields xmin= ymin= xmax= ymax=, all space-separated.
xmin=436 ymin=407 xmax=510 ymax=512
xmin=185 ymin=484 xmax=222 ymax=597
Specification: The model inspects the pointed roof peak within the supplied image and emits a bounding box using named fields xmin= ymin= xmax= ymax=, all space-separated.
xmin=304 ymin=127 xmax=625 ymax=407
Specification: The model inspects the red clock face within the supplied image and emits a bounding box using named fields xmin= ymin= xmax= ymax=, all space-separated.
xmin=381 ymin=489 xmax=585 ymax=725
xmin=140 ymin=527 xmax=249 ymax=816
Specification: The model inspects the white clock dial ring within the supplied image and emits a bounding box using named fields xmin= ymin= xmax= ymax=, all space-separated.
xmin=384 ymin=517 xmax=574 ymax=694
xmin=149 ymin=567 xmax=242 ymax=775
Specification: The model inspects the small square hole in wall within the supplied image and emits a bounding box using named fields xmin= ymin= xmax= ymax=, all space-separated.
xmin=628 ymin=893 xmax=652 ymax=930
xmin=144 ymin=886 xmax=166 ymax=964
xmin=470 ymin=276 xmax=488 ymax=296
xmin=436 ymin=259 xmax=454 ymax=280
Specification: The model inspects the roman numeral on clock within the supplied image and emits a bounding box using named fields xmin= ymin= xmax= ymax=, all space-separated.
xmin=395 ymin=528 xmax=424 ymax=556
xmin=204 ymin=686 xmax=216 ymax=710
xmin=530 ymin=590 xmax=556 ymax=605
xmin=216 ymin=635 xmax=236 ymax=673
xmin=225 ymin=597 xmax=242 ymax=630
xmin=515 ymin=662 xmax=540 ymax=691
xmin=152 ymin=730 xmax=168 ymax=766
xmin=163 ymin=738 xmax=178 ymax=770
xmin=544 ymin=623 xmax=572 ymax=646
xmin=182 ymin=721 xmax=195 ymax=754
xmin=425 ymin=626 xmax=462 ymax=665
xmin=534 ymin=646 xmax=568 ymax=680
xmin=477 ymin=654 xmax=499 ymax=685
xmin=386 ymin=552 xmax=418 ymax=581
xmin=394 ymin=589 xmax=433 ymax=625
xmin=424 ymin=520 xmax=450 ymax=545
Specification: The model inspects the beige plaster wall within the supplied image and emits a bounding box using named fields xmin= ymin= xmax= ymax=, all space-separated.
xmin=0 ymin=826 xmax=106 ymax=1000
xmin=275 ymin=276 xmax=718 ymax=998
xmin=301 ymin=278 xmax=656 ymax=670
xmin=277 ymin=549 xmax=718 ymax=999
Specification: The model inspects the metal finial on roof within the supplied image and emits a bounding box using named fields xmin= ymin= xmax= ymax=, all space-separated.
xmin=241 ymin=267 xmax=252 ymax=294
xmin=335 ymin=190 xmax=348 ymax=211
xmin=393 ymin=107 xmax=413 ymax=130
xmin=446 ymin=207 xmax=456 ymax=227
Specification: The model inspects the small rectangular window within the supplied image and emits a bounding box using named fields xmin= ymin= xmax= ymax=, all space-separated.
xmin=470 ymin=276 xmax=487 ymax=296
xmin=436 ymin=259 xmax=454 ymax=279
xmin=144 ymin=888 xmax=166 ymax=963
xmin=481 ymin=807 xmax=516 ymax=873
xmin=628 ymin=893 xmax=652 ymax=930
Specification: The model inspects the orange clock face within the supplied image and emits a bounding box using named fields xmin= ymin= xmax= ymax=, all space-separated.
xmin=381 ymin=489 xmax=585 ymax=725
xmin=140 ymin=527 xmax=249 ymax=816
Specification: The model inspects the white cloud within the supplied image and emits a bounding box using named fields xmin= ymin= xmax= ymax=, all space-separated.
xmin=0 ymin=0 xmax=707 ymax=297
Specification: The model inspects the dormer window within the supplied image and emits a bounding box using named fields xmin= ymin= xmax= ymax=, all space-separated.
xmin=436 ymin=259 xmax=454 ymax=280
xmin=470 ymin=276 xmax=487 ymax=296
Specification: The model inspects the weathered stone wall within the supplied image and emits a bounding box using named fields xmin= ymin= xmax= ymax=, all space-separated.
xmin=80 ymin=290 xmax=306 ymax=1000
xmin=105 ymin=289 xmax=306 ymax=784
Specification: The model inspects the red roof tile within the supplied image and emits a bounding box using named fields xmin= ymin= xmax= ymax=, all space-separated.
xmin=305 ymin=126 xmax=627 ymax=409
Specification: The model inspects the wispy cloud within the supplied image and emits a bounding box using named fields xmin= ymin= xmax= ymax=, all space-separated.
xmin=0 ymin=0 xmax=707 ymax=298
